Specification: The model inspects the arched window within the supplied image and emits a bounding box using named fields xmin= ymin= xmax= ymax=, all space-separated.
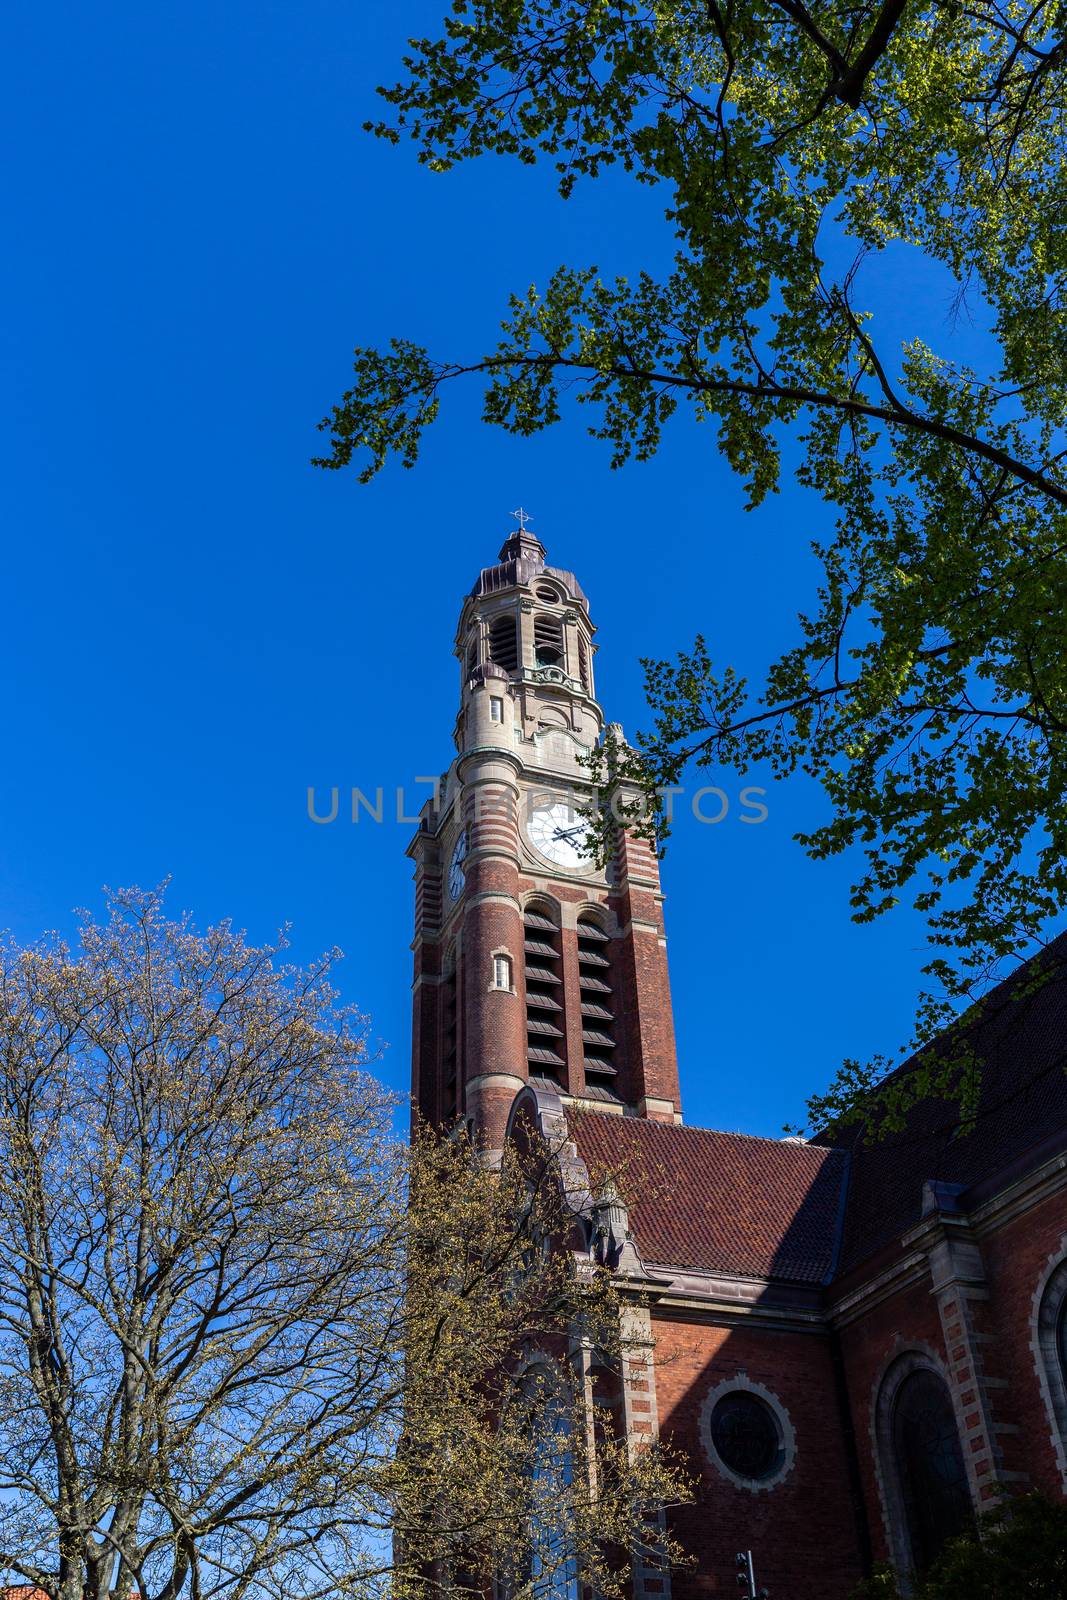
xmin=441 ymin=945 xmax=459 ymax=1125
xmin=489 ymin=613 xmax=519 ymax=674
xmin=577 ymin=913 xmax=618 ymax=1101
xmin=534 ymin=614 xmax=564 ymax=668
xmin=576 ymin=635 xmax=590 ymax=692
xmin=1034 ymin=1248 xmax=1067 ymax=1481
xmin=493 ymin=953 xmax=513 ymax=991
xmin=877 ymin=1359 xmax=972 ymax=1576
xmin=524 ymin=901 xmax=565 ymax=1089
xmin=503 ymin=1365 xmax=579 ymax=1600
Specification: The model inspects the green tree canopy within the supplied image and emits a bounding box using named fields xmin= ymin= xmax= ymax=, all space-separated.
xmin=852 ymin=1492 xmax=1067 ymax=1599
xmin=319 ymin=0 xmax=1067 ymax=1128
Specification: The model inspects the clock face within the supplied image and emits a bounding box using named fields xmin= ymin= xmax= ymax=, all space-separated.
xmin=527 ymin=801 xmax=594 ymax=871
xmin=448 ymin=829 xmax=468 ymax=900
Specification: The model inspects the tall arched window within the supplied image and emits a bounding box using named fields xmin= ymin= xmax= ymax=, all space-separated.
xmin=1034 ymin=1248 xmax=1067 ymax=1481
xmin=533 ymin=614 xmax=564 ymax=668
xmin=504 ymin=1366 xmax=579 ymax=1600
xmin=524 ymin=901 xmax=565 ymax=1089
xmin=576 ymin=635 xmax=590 ymax=692
xmin=489 ymin=613 xmax=520 ymax=674
xmin=877 ymin=1358 xmax=972 ymax=1576
xmin=577 ymin=913 xmax=618 ymax=1101
xmin=441 ymin=945 xmax=459 ymax=1125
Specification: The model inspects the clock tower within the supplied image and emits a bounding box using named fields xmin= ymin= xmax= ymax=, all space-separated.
xmin=407 ymin=518 xmax=682 ymax=1148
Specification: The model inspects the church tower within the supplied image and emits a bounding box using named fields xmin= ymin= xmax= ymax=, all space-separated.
xmin=407 ymin=518 xmax=681 ymax=1148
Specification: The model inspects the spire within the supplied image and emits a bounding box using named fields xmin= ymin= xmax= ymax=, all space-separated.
xmin=497 ymin=506 xmax=546 ymax=566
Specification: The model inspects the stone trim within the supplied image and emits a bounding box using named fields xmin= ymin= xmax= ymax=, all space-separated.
xmin=830 ymin=1251 xmax=931 ymax=1326
xmin=620 ymin=1302 xmax=672 ymax=1600
xmin=488 ymin=945 xmax=517 ymax=994
xmin=637 ymin=1096 xmax=679 ymax=1123
xmin=467 ymin=1071 xmax=527 ymax=1094
xmin=1030 ymin=1234 xmax=1067 ymax=1488
xmin=698 ymin=1371 xmax=797 ymax=1494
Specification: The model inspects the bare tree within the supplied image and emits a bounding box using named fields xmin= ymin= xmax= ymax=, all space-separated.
xmin=0 ymin=889 xmax=687 ymax=1600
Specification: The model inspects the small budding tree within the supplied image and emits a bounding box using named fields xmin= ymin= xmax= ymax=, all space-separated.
xmin=0 ymin=888 xmax=687 ymax=1600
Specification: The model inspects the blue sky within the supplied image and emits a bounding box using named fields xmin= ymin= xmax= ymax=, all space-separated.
xmin=1 ymin=1 xmax=992 ymax=1135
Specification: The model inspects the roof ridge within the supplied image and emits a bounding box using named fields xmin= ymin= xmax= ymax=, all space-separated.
xmin=574 ymin=1109 xmax=845 ymax=1155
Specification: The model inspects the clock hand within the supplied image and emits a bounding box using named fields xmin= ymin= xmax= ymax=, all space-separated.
xmin=552 ymin=825 xmax=585 ymax=843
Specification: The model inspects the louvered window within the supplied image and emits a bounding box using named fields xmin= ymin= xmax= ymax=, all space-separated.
xmin=533 ymin=614 xmax=564 ymax=668
xmin=488 ymin=613 xmax=519 ymax=673
xmin=577 ymin=914 xmax=617 ymax=1091
xmin=524 ymin=905 xmax=565 ymax=1087
xmin=442 ymin=953 xmax=459 ymax=1124
xmin=577 ymin=635 xmax=590 ymax=691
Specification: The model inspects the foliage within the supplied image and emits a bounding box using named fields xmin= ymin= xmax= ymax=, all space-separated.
xmin=850 ymin=1493 xmax=1067 ymax=1599
xmin=0 ymin=887 xmax=689 ymax=1600
xmin=321 ymin=0 xmax=1067 ymax=1128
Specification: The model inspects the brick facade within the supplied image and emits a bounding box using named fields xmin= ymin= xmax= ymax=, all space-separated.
xmin=412 ymin=528 xmax=1067 ymax=1596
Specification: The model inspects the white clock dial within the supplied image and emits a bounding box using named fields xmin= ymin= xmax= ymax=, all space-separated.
xmin=527 ymin=802 xmax=594 ymax=870
xmin=448 ymin=829 xmax=468 ymax=900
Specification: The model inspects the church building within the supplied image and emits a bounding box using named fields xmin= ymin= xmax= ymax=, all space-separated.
xmin=407 ymin=520 xmax=1067 ymax=1598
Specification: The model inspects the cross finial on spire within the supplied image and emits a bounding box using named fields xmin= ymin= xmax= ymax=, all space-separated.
xmin=498 ymin=507 xmax=546 ymax=564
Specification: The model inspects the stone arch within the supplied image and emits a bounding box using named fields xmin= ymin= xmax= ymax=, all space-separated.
xmin=522 ymin=891 xmax=561 ymax=926
xmin=1032 ymin=1235 xmax=1067 ymax=1486
xmin=575 ymin=900 xmax=615 ymax=935
xmin=872 ymin=1347 xmax=973 ymax=1579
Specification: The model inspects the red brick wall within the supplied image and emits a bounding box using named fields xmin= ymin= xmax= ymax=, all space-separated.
xmin=652 ymin=1313 xmax=864 ymax=1600
xmin=978 ymin=1191 xmax=1067 ymax=1496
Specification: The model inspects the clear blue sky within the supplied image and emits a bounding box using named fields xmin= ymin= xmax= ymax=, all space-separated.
xmin=1 ymin=1 xmax=990 ymax=1135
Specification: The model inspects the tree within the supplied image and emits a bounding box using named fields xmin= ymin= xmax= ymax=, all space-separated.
xmin=850 ymin=1492 xmax=1067 ymax=1599
xmin=0 ymin=888 xmax=687 ymax=1600
xmin=319 ymin=0 xmax=1067 ymax=1127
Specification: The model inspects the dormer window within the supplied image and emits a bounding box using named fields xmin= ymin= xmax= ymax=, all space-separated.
xmin=535 ymin=583 xmax=560 ymax=603
xmin=534 ymin=614 xmax=564 ymax=668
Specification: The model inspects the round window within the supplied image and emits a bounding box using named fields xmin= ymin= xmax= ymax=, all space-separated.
xmin=708 ymin=1391 xmax=783 ymax=1482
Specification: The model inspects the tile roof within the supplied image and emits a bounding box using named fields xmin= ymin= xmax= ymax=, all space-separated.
xmin=564 ymin=935 xmax=1067 ymax=1290
xmin=569 ymin=1112 xmax=848 ymax=1284
xmin=822 ymin=932 xmax=1067 ymax=1276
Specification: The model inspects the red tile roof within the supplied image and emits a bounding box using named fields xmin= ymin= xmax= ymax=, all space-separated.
xmin=570 ymin=1112 xmax=848 ymax=1284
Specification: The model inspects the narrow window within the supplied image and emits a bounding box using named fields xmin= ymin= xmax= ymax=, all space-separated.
xmin=578 ymin=913 xmax=618 ymax=1100
xmin=488 ymin=613 xmax=519 ymax=673
xmin=493 ymin=953 xmax=512 ymax=990
xmin=524 ymin=903 xmax=565 ymax=1088
xmin=534 ymin=614 xmax=564 ymax=668
xmin=890 ymin=1367 xmax=972 ymax=1573
xmin=490 ymin=695 xmax=504 ymax=723
xmin=577 ymin=636 xmax=590 ymax=691
xmin=1034 ymin=1256 xmax=1067 ymax=1479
